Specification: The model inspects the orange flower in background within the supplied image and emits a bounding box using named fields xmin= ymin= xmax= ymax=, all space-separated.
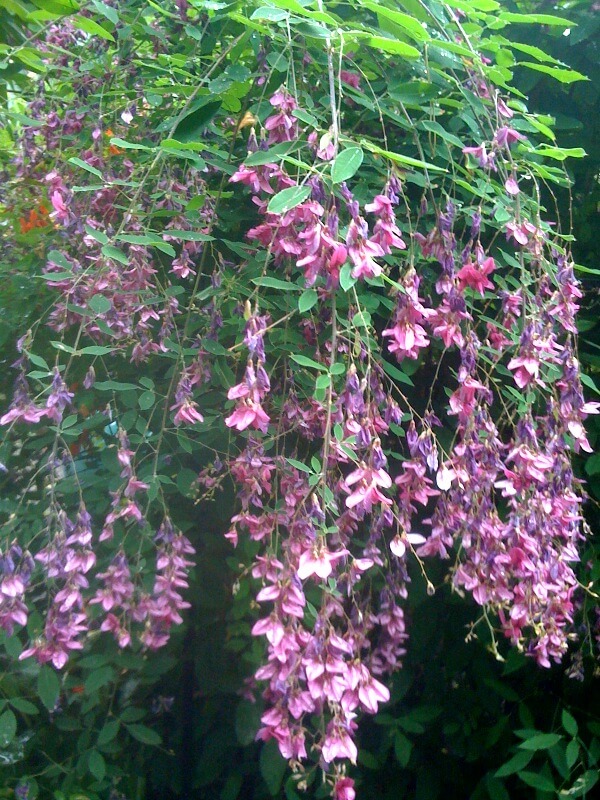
xmin=105 ymin=128 xmax=123 ymax=156
xmin=18 ymin=202 xmax=50 ymax=234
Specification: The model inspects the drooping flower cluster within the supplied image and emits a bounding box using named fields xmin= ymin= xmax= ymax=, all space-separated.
xmin=217 ymin=84 xmax=598 ymax=793
xmin=11 ymin=503 xmax=194 ymax=669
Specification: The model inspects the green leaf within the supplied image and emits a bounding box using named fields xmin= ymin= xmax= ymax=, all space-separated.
xmin=95 ymin=380 xmax=138 ymax=391
xmin=267 ymin=185 xmax=311 ymax=214
xmin=26 ymin=352 xmax=49 ymax=370
xmin=315 ymin=373 xmax=330 ymax=391
xmin=485 ymin=775 xmax=510 ymax=800
xmin=290 ymin=354 xmax=327 ymax=372
xmin=498 ymin=11 xmax=573 ymax=27
xmin=331 ymin=147 xmax=364 ymax=184
xmin=138 ymin=390 xmax=155 ymax=411
xmin=91 ymin=0 xmax=118 ymax=24
xmin=88 ymin=750 xmax=106 ymax=782
xmin=499 ymin=38 xmax=562 ymax=65
xmin=234 ymin=701 xmax=262 ymax=746
xmin=252 ymin=276 xmax=299 ymax=291
xmin=562 ymin=710 xmax=578 ymax=737
xmin=68 ymin=157 xmax=103 ymax=179
xmin=79 ymin=345 xmax=114 ymax=356
xmin=251 ymin=7 xmax=289 ymax=22
xmin=566 ymin=740 xmax=579 ymax=769
xmin=394 ymin=731 xmax=413 ymax=767
xmin=260 ymin=740 xmax=287 ymax=795
xmin=51 ymin=340 xmax=76 ymax=354
xmin=292 ymin=108 xmax=319 ymax=127
xmin=0 ymin=709 xmax=17 ymax=747
xmin=361 ymin=140 xmax=447 ymax=172
xmin=360 ymin=1 xmax=429 ymax=41
xmin=88 ymin=295 xmax=112 ymax=315
xmin=534 ymin=145 xmax=586 ymax=161
xmin=245 ymin=142 xmax=300 ymax=166
xmin=298 ymin=289 xmax=318 ymax=313
xmin=71 ymin=14 xmax=114 ymax=40
xmin=109 ymin=137 xmax=152 ymax=151
xmin=519 ymin=733 xmax=562 ymax=751
xmin=119 ymin=706 xmax=146 ymax=723
xmin=97 ymin=720 xmax=120 ymax=746
xmin=37 ymin=666 xmax=60 ymax=712
xmin=381 ymin=359 xmax=414 ymax=387
xmin=339 ymin=263 xmax=356 ymax=292
xmin=47 ymin=250 xmax=72 ymax=270
xmin=518 ymin=771 xmax=555 ymax=792
xmin=419 ymin=120 xmax=464 ymax=148
xmin=286 ymin=458 xmax=313 ymax=474
xmin=84 ymin=224 xmax=109 ymax=244
xmin=127 ymin=724 xmax=162 ymax=746
xmin=84 ymin=666 xmax=115 ymax=694
xmin=101 ymin=244 xmax=129 ymax=265
xmin=9 ymin=698 xmax=38 ymax=715
xmin=172 ymin=99 xmax=222 ymax=143
xmin=161 ymin=230 xmax=214 ymax=242
xmin=581 ymin=373 xmax=600 ymax=395
xmin=518 ymin=62 xmax=588 ymax=84
xmin=366 ymin=35 xmax=420 ymax=59
xmin=293 ymin=20 xmax=330 ymax=39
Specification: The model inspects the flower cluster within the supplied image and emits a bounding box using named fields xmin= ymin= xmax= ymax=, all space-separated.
xmin=217 ymin=84 xmax=598 ymax=794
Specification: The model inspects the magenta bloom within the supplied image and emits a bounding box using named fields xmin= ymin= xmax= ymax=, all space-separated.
xmin=321 ymin=725 xmax=358 ymax=764
xmin=333 ymin=778 xmax=356 ymax=800
xmin=225 ymin=400 xmax=270 ymax=433
xmin=346 ymin=219 xmax=384 ymax=280
xmin=463 ymin=143 xmax=491 ymax=169
xmin=456 ymin=256 xmax=495 ymax=296
xmin=172 ymin=399 xmax=204 ymax=426
xmin=297 ymin=546 xmax=348 ymax=581
xmin=494 ymin=126 xmax=526 ymax=148
xmin=344 ymin=466 xmax=392 ymax=510
xmin=507 ymin=354 xmax=540 ymax=389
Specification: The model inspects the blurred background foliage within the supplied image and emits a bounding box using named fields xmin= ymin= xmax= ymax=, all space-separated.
xmin=0 ymin=1 xmax=598 ymax=799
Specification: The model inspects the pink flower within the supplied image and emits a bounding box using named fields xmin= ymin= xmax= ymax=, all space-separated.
xmin=225 ymin=400 xmax=270 ymax=433
xmin=463 ymin=144 xmax=491 ymax=169
xmin=340 ymin=70 xmax=361 ymax=89
xmin=0 ymin=404 xmax=47 ymax=426
xmin=497 ymin=98 xmax=514 ymax=119
xmin=494 ymin=126 xmax=526 ymax=148
xmin=456 ymin=256 xmax=495 ymax=296
xmin=346 ymin=219 xmax=384 ymax=280
xmin=308 ymin=130 xmax=336 ymax=161
xmin=507 ymin=355 xmax=540 ymax=389
xmin=365 ymin=195 xmax=406 ymax=253
xmin=322 ymin=726 xmax=358 ymax=764
xmin=344 ymin=466 xmax=392 ymax=510
xmin=333 ymin=778 xmax=356 ymax=800
xmin=390 ymin=532 xmax=426 ymax=558
xmin=172 ymin=399 xmax=204 ymax=426
xmin=230 ymin=163 xmax=277 ymax=195
xmin=50 ymin=190 xmax=69 ymax=223
xmin=505 ymin=176 xmax=520 ymax=195
xmin=382 ymin=320 xmax=429 ymax=359
xmin=297 ymin=546 xmax=348 ymax=581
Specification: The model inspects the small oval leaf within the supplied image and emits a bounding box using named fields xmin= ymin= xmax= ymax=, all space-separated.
xmin=267 ymin=185 xmax=311 ymax=215
xmin=331 ymin=147 xmax=364 ymax=184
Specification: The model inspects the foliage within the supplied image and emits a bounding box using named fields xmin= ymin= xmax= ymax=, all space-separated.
xmin=0 ymin=1 xmax=599 ymax=799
